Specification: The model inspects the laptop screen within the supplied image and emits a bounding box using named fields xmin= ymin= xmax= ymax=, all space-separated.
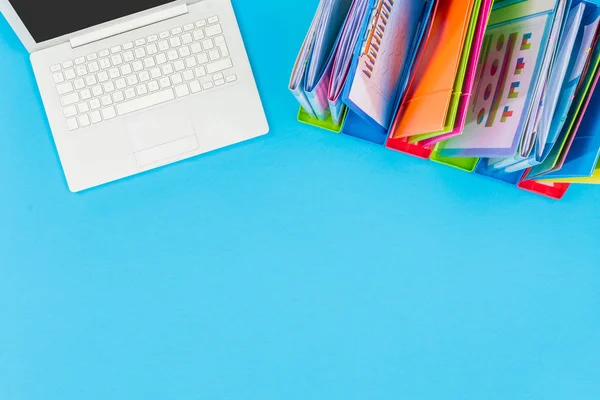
xmin=8 ymin=0 xmax=176 ymax=43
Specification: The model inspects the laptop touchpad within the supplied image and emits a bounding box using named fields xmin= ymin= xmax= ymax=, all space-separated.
xmin=126 ymin=106 xmax=199 ymax=166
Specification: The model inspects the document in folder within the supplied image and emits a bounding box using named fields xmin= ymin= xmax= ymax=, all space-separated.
xmin=342 ymin=0 xmax=436 ymax=131
xmin=437 ymin=0 xmax=564 ymax=158
xmin=387 ymin=0 xmax=477 ymax=140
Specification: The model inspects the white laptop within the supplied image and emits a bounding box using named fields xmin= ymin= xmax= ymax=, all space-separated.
xmin=0 ymin=0 xmax=269 ymax=192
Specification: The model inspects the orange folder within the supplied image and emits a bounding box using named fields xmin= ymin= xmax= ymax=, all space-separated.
xmin=388 ymin=0 xmax=476 ymax=139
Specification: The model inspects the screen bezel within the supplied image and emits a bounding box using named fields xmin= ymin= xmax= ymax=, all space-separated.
xmin=0 ymin=0 xmax=200 ymax=53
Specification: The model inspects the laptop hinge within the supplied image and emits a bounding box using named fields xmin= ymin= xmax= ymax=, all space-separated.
xmin=70 ymin=4 xmax=189 ymax=48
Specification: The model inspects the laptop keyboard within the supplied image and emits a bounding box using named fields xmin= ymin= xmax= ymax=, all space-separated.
xmin=49 ymin=16 xmax=237 ymax=131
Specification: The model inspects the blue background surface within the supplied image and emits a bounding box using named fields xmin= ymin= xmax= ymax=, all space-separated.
xmin=1 ymin=1 xmax=600 ymax=398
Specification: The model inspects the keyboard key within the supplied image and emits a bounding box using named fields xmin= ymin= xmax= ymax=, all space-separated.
xmin=159 ymin=77 xmax=171 ymax=88
xmin=63 ymin=105 xmax=77 ymax=118
xmin=90 ymin=110 xmax=102 ymax=124
xmin=148 ymin=80 xmax=160 ymax=92
xmin=101 ymin=95 xmax=113 ymax=106
xmin=215 ymin=39 xmax=229 ymax=57
xmin=75 ymin=57 xmax=85 ymax=65
xmin=171 ymin=73 xmax=183 ymax=85
xmin=206 ymin=58 xmax=233 ymax=74
xmin=109 ymin=67 xmax=121 ymax=79
xmin=193 ymin=30 xmax=205 ymax=41
xmin=110 ymin=45 xmax=122 ymax=54
xmin=146 ymin=44 xmax=158 ymax=55
xmin=123 ymin=42 xmax=134 ymax=50
xmin=111 ymin=54 xmax=123 ymax=65
xmin=150 ymin=67 xmax=162 ymax=79
xmin=202 ymin=39 xmax=214 ymax=50
xmin=190 ymin=80 xmax=201 ymax=93
xmin=51 ymin=64 xmax=61 ymax=72
xmin=116 ymin=88 xmax=175 ymax=115
xmin=113 ymin=91 xmax=125 ymax=103
xmin=184 ymin=23 xmax=194 ymax=32
xmin=99 ymin=49 xmax=110 ymax=57
xmin=87 ymin=53 xmax=98 ymax=61
xmin=56 ymin=81 xmax=74 ymax=95
xmin=120 ymin=64 xmax=132 ymax=76
xmin=139 ymin=70 xmax=151 ymax=82
xmin=80 ymin=89 xmax=92 ymax=100
xmin=53 ymin=72 xmax=65 ymax=83
xmin=194 ymin=66 xmax=207 ymax=77
xmin=209 ymin=49 xmax=220 ymax=61
xmin=64 ymin=69 xmax=76 ymax=80
xmin=62 ymin=60 xmax=74 ymax=69
xmin=196 ymin=20 xmax=207 ymax=27
xmin=115 ymin=78 xmax=127 ymax=89
xmin=76 ymin=65 xmax=88 ymax=76
xmin=102 ymin=106 xmax=117 ymax=120
xmin=213 ymin=72 xmax=224 ymax=81
xmin=99 ymin=58 xmax=111 ymax=69
xmin=147 ymin=34 xmax=158 ymax=43
xmin=66 ymin=118 xmax=79 ymax=131
xmin=155 ymin=53 xmax=168 ymax=65
xmin=226 ymin=74 xmax=237 ymax=83
xmin=158 ymin=40 xmax=169 ymax=51
xmin=167 ymin=50 xmax=179 ymax=61
xmin=85 ymin=75 xmax=97 ymax=86
xmin=88 ymin=61 xmax=100 ymax=73
xmin=174 ymin=60 xmax=185 ymax=72
xmin=197 ymin=53 xmax=209 ymax=64
xmin=181 ymin=33 xmax=193 ymax=45
xmin=159 ymin=31 xmax=170 ymax=39
xmin=169 ymin=36 xmax=181 ymax=47
xmin=78 ymin=114 xmax=90 ymax=128
xmin=127 ymin=74 xmax=139 ymax=86
xmin=179 ymin=46 xmax=191 ymax=58
xmin=143 ymin=57 xmax=156 ymax=68
xmin=136 ymin=84 xmax=148 ymax=96
xmin=175 ymin=84 xmax=190 ymax=97
xmin=132 ymin=61 xmax=144 ymax=72
xmin=171 ymin=27 xmax=183 ymax=35
xmin=183 ymin=70 xmax=194 ymax=81
xmin=91 ymin=85 xmax=103 ymax=97
xmin=123 ymin=51 xmax=135 ymax=62
xmin=134 ymin=47 xmax=146 ymax=59
xmin=215 ymin=79 xmax=225 ymax=86
xmin=191 ymin=42 xmax=202 ymax=54
xmin=77 ymin=102 xmax=90 ymax=113
xmin=73 ymin=78 xmax=86 ymax=90
xmin=205 ymin=24 xmax=222 ymax=37
xmin=61 ymin=92 xmax=79 ymax=106
xmin=162 ymin=64 xmax=174 ymax=75
xmin=97 ymin=71 xmax=109 ymax=83
xmin=125 ymin=88 xmax=136 ymax=99
xmin=103 ymin=81 xmax=115 ymax=93
xmin=185 ymin=57 xmax=197 ymax=68
xmin=202 ymin=82 xmax=214 ymax=90
xmin=89 ymin=98 xmax=101 ymax=109
xmin=135 ymin=38 xmax=146 ymax=46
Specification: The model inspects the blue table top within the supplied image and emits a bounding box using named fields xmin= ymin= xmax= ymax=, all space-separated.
xmin=2 ymin=1 xmax=600 ymax=399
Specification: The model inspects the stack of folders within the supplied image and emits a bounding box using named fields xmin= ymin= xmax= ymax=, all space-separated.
xmin=289 ymin=0 xmax=600 ymax=199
